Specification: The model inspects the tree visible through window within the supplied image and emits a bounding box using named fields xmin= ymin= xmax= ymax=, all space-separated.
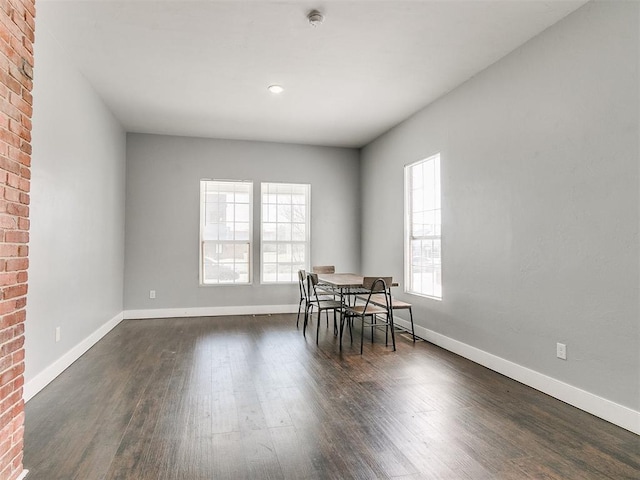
xmin=200 ymin=180 xmax=252 ymax=285
xmin=405 ymin=154 xmax=441 ymax=298
xmin=261 ymin=182 xmax=310 ymax=283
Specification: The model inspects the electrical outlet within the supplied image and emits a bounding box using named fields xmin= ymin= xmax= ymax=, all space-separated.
xmin=149 ymin=290 xmax=156 ymax=299
xmin=55 ymin=327 xmax=61 ymax=343
xmin=556 ymin=342 xmax=567 ymax=360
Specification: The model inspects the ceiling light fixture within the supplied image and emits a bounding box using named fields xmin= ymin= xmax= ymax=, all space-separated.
xmin=267 ymin=84 xmax=284 ymax=94
xmin=307 ymin=10 xmax=324 ymax=27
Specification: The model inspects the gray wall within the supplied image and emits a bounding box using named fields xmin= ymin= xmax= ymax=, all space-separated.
xmin=361 ymin=1 xmax=639 ymax=409
xmin=26 ymin=27 xmax=126 ymax=384
xmin=124 ymin=134 xmax=360 ymax=311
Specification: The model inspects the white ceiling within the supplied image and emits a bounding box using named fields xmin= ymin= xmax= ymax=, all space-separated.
xmin=37 ymin=0 xmax=587 ymax=148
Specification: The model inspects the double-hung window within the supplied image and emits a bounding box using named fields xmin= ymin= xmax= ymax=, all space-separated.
xmin=405 ymin=154 xmax=442 ymax=298
xmin=200 ymin=180 xmax=252 ymax=285
xmin=261 ymin=182 xmax=310 ymax=283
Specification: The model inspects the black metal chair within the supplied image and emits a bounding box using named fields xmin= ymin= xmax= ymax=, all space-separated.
xmin=341 ymin=277 xmax=395 ymax=354
xmin=305 ymin=273 xmax=342 ymax=344
xmin=311 ymin=265 xmax=338 ymax=296
xmin=296 ymin=269 xmax=307 ymax=328
xmin=368 ymin=294 xmax=415 ymax=342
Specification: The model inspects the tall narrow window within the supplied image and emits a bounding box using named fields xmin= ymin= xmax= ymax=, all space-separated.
xmin=261 ymin=182 xmax=310 ymax=283
xmin=405 ymin=154 xmax=441 ymax=298
xmin=200 ymin=180 xmax=252 ymax=285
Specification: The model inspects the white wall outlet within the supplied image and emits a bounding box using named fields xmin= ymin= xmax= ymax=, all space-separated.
xmin=556 ymin=342 xmax=567 ymax=360
xmin=55 ymin=327 xmax=61 ymax=343
xmin=149 ymin=290 xmax=156 ymax=299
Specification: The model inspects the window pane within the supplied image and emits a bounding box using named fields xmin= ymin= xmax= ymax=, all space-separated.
xmin=263 ymin=223 xmax=277 ymax=241
xmin=292 ymin=205 xmax=305 ymax=223
xmin=291 ymin=243 xmax=305 ymax=262
xmin=292 ymin=223 xmax=306 ymax=241
xmin=260 ymin=183 xmax=310 ymax=283
xmin=277 ymin=224 xmax=292 ymax=241
xmin=236 ymin=204 xmax=250 ymax=222
xmin=405 ymin=154 xmax=441 ymax=298
xmin=263 ymin=263 xmax=277 ymax=283
xmin=277 ymin=204 xmax=291 ymax=222
xmin=200 ymin=180 xmax=252 ymax=285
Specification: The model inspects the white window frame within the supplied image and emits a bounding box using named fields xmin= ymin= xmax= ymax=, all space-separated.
xmin=260 ymin=182 xmax=311 ymax=284
xmin=199 ymin=179 xmax=253 ymax=286
xmin=404 ymin=154 xmax=442 ymax=299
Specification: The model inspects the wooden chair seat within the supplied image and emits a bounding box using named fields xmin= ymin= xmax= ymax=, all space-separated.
xmin=365 ymin=294 xmax=416 ymax=342
xmin=368 ymin=294 xmax=411 ymax=309
xmin=344 ymin=304 xmax=388 ymax=316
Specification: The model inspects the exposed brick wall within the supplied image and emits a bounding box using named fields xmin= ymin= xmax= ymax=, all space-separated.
xmin=0 ymin=0 xmax=34 ymax=479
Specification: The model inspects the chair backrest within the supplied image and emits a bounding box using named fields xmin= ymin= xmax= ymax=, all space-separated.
xmin=312 ymin=265 xmax=335 ymax=274
xmin=361 ymin=277 xmax=392 ymax=311
xmin=298 ymin=269 xmax=308 ymax=300
xmin=362 ymin=277 xmax=392 ymax=293
xmin=307 ymin=272 xmax=323 ymax=300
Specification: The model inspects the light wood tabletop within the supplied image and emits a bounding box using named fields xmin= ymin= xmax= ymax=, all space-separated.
xmin=316 ymin=273 xmax=366 ymax=288
xmin=317 ymin=273 xmax=398 ymax=288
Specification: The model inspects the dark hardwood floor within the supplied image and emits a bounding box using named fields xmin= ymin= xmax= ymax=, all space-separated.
xmin=24 ymin=314 xmax=639 ymax=479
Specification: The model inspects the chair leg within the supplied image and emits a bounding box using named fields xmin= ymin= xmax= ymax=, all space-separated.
xmin=408 ymin=307 xmax=416 ymax=342
xmin=296 ymin=298 xmax=303 ymax=327
xmin=371 ymin=315 xmax=375 ymax=344
xmin=385 ymin=315 xmax=389 ymax=346
xmin=316 ymin=309 xmax=321 ymax=344
xmin=360 ymin=315 xmax=365 ymax=354
xmin=303 ymin=304 xmax=312 ymax=337
xmin=389 ymin=310 xmax=396 ymax=351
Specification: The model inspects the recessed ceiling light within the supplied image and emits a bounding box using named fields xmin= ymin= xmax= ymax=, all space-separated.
xmin=268 ymin=84 xmax=284 ymax=94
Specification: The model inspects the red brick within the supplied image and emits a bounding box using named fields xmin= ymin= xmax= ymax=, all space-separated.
xmin=2 ymin=187 xmax=18 ymax=202
xmin=7 ymin=93 xmax=30 ymax=121
xmin=0 ymin=301 xmax=16 ymax=317
xmin=9 ymin=118 xmax=31 ymax=142
xmin=0 ymin=70 xmax=19 ymax=97
xmin=3 ymin=259 xmax=24 ymax=272
xmin=0 ymin=273 xmax=16 ymax=287
xmin=0 ymin=215 xmax=15 ymax=230
xmin=0 ymin=363 xmax=22 ymax=388
xmin=0 ymin=244 xmax=18 ymax=257
xmin=0 ymin=156 xmax=19 ymax=175
xmin=1 ymin=283 xmax=26 ymax=300
xmin=5 ymin=202 xmax=26 ymax=217
xmin=10 ymin=349 xmax=22 ymax=364
xmin=17 ymin=140 xmax=28 ymax=155
xmin=0 ymin=126 xmax=19 ymax=148
xmin=3 ymin=231 xmax=26 ymax=244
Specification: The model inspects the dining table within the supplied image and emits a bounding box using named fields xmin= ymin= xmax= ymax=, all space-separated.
xmin=316 ymin=272 xmax=398 ymax=311
xmin=316 ymin=272 xmax=398 ymax=349
xmin=316 ymin=273 xmax=398 ymax=292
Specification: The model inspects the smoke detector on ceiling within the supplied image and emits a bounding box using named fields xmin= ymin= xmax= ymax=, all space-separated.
xmin=307 ymin=10 xmax=324 ymax=27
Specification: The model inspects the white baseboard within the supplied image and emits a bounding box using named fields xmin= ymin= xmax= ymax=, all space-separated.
xmin=23 ymin=312 xmax=124 ymax=403
xmin=123 ymin=304 xmax=297 ymax=320
xmin=16 ymin=469 xmax=28 ymax=480
xmin=392 ymin=315 xmax=640 ymax=435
